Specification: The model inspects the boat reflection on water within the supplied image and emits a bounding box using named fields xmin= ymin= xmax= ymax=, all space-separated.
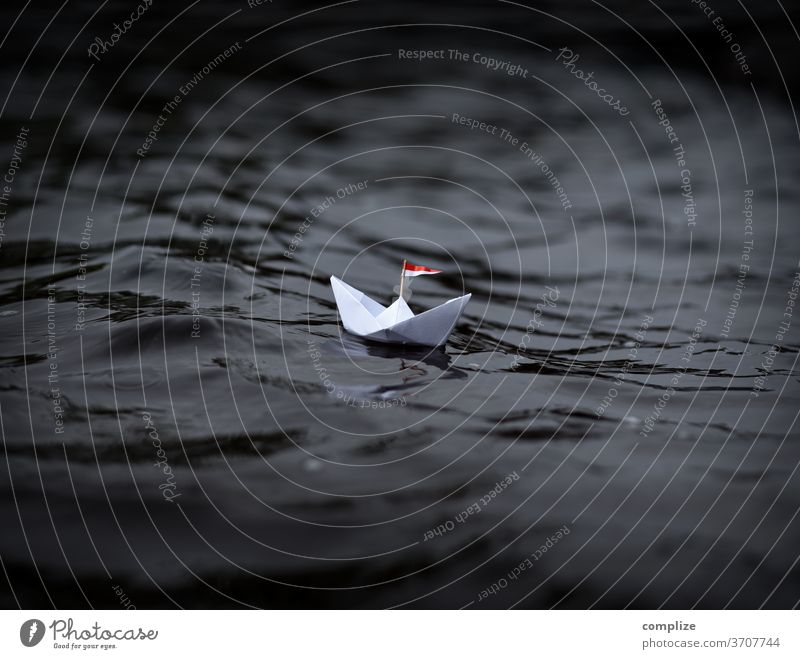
xmin=316 ymin=332 xmax=469 ymax=405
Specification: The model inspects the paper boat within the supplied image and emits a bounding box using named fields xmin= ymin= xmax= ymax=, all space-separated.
xmin=330 ymin=276 xmax=470 ymax=347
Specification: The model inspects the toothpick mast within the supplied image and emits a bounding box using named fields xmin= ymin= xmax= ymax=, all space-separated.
xmin=399 ymin=259 xmax=407 ymax=300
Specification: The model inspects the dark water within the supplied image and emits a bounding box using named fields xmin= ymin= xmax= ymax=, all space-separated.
xmin=1 ymin=1 xmax=799 ymax=608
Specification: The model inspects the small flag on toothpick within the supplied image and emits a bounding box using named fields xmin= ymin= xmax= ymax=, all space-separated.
xmin=398 ymin=259 xmax=441 ymax=301
xmin=402 ymin=261 xmax=442 ymax=277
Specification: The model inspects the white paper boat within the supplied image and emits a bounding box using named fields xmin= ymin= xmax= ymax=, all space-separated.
xmin=330 ymin=276 xmax=470 ymax=347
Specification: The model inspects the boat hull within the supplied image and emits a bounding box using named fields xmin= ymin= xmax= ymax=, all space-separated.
xmin=330 ymin=276 xmax=470 ymax=347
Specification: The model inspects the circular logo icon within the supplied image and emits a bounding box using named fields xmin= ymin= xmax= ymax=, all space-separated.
xmin=20 ymin=619 xmax=45 ymax=647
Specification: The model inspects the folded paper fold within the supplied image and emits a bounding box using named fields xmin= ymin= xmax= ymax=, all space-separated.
xmin=330 ymin=276 xmax=470 ymax=347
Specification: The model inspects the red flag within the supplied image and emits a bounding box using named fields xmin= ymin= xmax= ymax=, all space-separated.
xmin=403 ymin=262 xmax=442 ymax=277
